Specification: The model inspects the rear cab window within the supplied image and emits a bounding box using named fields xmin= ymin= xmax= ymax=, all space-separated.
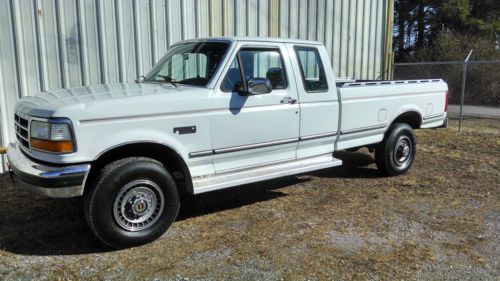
xmin=294 ymin=46 xmax=329 ymax=92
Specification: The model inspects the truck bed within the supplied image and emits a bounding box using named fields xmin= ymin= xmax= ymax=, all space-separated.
xmin=335 ymin=79 xmax=448 ymax=150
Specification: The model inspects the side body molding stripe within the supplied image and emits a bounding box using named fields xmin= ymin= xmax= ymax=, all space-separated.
xmin=214 ymin=138 xmax=299 ymax=154
xmin=423 ymin=113 xmax=445 ymax=120
xmin=340 ymin=123 xmax=387 ymax=135
xmin=188 ymin=150 xmax=213 ymax=158
xmin=189 ymin=131 xmax=338 ymax=158
xmin=299 ymin=131 xmax=337 ymax=141
xmin=190 ymin=123 xmax=393 ymax=158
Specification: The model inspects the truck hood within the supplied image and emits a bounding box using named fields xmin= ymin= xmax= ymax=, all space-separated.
xmin=15 ymin=83 xmax=213 ymax=121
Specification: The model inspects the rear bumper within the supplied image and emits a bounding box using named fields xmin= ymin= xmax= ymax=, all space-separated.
xmin=6 ymin=143 xmax=90 ymax=198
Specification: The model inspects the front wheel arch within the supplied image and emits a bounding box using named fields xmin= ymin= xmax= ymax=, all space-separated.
xmin=84 ymin=157 xmax=180 ymax=248
xmin=86 ymin=142 xmax=193 ymax=195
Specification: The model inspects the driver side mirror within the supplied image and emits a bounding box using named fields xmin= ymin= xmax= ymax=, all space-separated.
xmin=246 ymin=78 xmax=272 ymax=95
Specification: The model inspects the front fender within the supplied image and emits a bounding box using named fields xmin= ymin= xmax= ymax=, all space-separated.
xmin=75 ymin=117 xmax=214 ymax=178
xmin=91 ymin=129 xmax=189 ymax=162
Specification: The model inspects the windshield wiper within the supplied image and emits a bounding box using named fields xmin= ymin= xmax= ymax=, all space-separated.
xmin=155 ymin=75 xmax=178 ymax=87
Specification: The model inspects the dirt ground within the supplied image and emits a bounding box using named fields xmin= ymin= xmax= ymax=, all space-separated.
xmin=0 ymin=118 xmax=498 ymax=280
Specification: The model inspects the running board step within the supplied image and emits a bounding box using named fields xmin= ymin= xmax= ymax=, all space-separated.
xmin=192 ymin=154 xmax=342 ymax=194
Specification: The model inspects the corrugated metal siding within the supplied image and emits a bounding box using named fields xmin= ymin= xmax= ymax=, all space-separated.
xmin=0 ymin=0 xmax=392 ymax=172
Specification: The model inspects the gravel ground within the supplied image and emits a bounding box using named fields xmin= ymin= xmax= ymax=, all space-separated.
xmin=0 ymin=118 xmax=498 ymax=280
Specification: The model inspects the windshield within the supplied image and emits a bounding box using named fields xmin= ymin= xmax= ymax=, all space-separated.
xmin=144 ymin=42 xmax=230 ymax=86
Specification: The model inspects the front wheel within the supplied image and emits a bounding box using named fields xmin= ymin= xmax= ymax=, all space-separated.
xmin=84 ymin=157 xmax=179 ymax=249
xmin=375 ymin=123 xmax=416 ymax=176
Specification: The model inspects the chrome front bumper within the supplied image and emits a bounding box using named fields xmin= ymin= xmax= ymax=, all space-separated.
xmin=6 ymin=143 xmax=91 ymax=198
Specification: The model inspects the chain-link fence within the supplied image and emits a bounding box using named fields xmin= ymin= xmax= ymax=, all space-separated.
xmin=393 ymin=61 xmax=500 ymax=130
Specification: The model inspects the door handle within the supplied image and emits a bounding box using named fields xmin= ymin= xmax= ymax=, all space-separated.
xmin=280 ymin=97 xmax=297 ymax=104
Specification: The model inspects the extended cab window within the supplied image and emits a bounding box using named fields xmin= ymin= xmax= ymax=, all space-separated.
xmin=221 ymin=48 xmax=287 ymax=92
xmin=294 ymin=46 xmax=328 ymax=92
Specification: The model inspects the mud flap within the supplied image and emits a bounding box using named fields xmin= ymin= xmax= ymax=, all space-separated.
xmin=440 ymin=117 xmax=449 ymax=129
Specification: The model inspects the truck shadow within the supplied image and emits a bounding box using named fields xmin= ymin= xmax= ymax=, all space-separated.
xmin=0 ymin=177 xmax=303 ymax=256
xmin=0 ymin=150 xmax=379 ymax=256
xmin=177 ymin=176 xmax=304 ymax=221
xmin=325 ymin=150 xmax=382 ymax=179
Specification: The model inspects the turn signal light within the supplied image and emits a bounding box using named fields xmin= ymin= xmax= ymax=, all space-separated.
xmin=31 ymin=139 xmax=74 ymax=153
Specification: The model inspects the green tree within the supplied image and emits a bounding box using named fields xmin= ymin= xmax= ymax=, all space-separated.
xmin=415 ymin=32 xmax=500 ymax=61
xmin=394 ymin=0 xmax=499 ymax=62
xmin=440 ymin=0 xmax=499 ymax=35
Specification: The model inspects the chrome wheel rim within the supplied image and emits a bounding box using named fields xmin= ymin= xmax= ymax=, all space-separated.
xmin=393 ymin=136 xmax=412 ymax=168
xmin=113 ymin=179 xmax=164 ymax=232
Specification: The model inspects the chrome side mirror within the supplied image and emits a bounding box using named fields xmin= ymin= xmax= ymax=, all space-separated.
xmin=247 ymin=78 xmax=272 ymax=95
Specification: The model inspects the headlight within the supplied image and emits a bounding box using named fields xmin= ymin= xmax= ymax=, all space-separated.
xmin=30 ymin=121 xmax=51 ymax=139
xmin=30 ymin=120 xmax=75 ymax=153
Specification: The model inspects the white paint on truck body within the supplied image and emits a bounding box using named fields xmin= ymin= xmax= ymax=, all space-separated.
xmin=10 ymin=37 xmax=448 ymax=193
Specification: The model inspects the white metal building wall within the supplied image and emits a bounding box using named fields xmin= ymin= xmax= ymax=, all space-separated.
xmin=0 ymin=0 xmax=393 ymax=172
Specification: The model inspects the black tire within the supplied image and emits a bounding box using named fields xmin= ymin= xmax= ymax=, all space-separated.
xmin=375 ymin=123 xmax=416 ymax=176
xmin=84 ymin=157 xmax=179 ymax=249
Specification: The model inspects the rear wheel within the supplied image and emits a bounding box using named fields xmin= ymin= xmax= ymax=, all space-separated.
xmin=84 ymin=157 xmax=179 ymax=249
xmin=375 ymin=123 xmax=416 ymax=176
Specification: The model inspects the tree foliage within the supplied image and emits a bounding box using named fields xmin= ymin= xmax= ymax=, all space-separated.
xmin=394 ymin=0 xmax=499 ymax=62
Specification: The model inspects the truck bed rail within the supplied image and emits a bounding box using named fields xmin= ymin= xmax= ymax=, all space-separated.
xmin=342 ymin=79 xmax=443 ymax=88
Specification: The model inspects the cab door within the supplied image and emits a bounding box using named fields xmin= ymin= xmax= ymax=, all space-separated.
xmin=210 ymin=42 xmax=300 ymax=172
xmin=287 ymin=44 xmax=339 ymax=158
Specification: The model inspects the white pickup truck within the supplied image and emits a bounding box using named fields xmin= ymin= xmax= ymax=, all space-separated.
xmin=5 ymin=37 xmax=448 ymax=248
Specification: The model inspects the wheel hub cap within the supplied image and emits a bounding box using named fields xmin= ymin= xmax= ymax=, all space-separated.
xmin=113 ymin=180 xmax=164 ymax=232
xmin=133 ymin=200 xmax=148 ymax=214
xmin=393 ymin=136 xmax=412 ymax=167
xmin=402 ymin=146 xmax=410 ymax=157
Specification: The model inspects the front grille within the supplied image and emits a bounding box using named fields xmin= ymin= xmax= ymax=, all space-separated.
xmin=14 ymin=114 xmax=30 ymax=149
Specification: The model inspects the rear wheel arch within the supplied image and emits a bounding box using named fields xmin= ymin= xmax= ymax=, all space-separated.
xmin=86 ymin=142 xmax=193 ymax=195
xmin=390 ymin=111 xmax=422 ymax=129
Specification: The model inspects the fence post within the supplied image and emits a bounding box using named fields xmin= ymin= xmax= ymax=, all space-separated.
xmin=458 ymin=49 xmax=474 ymax=132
